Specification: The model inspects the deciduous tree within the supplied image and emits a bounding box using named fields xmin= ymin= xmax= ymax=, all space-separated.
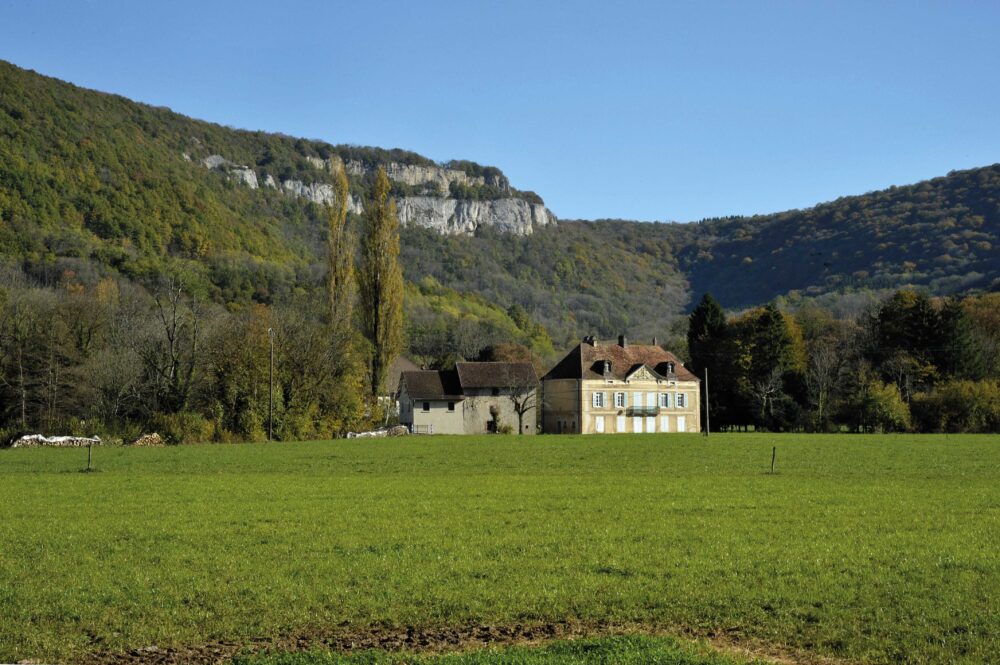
xmin=358 ymin=167 xmax=404 ymax=408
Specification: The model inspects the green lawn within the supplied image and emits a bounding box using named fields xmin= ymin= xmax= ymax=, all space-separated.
xmin=1 ymin=434 xmax=998 ymax=664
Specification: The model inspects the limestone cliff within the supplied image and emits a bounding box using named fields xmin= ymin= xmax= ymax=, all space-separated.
xmin=396 ymin=196 xmax=555 ymax=235
xmin=199 ymin=154 xmax=554 ymax=235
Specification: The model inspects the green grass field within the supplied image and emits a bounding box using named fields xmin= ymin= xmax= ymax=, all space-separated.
xmin=1 ymin=434 xmax=998 ymax=664
xmin=233 ymin=635 xmax=765 ymax=665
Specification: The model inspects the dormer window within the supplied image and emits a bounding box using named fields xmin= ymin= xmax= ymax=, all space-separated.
xmin=666 ymin=361 xmax=675 ymax=374
xmin=602 ymin=360 xmax=612 ymax=375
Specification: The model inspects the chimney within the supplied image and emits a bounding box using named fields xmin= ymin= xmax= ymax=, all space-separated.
xmin=652 ymin=336 xmax=658 ymax=347
xmin=618 ymin=335 xmax=627 ymax=348
xmin=582 ymin=335 xmax=596 ymax=346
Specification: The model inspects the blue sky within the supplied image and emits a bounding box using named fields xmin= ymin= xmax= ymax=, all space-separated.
xmin=1 ymin=0 xmax=998 ymax=222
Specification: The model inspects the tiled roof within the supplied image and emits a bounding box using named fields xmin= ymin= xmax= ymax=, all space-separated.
xmin=387 ymin=356 xmax=421 ymax=394
xmin=455 ymin=362 xmax=537 ymax=389
xmin=400 ymin=362 xmax=538 ymax=398
xmin=542 ymin=339 xmax=699 ymax=382
xmin=399 ymin=370 xmax=463 ymax=399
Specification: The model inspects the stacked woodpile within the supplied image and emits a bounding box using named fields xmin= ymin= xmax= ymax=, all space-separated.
xmin=7 ymin=434 xmax=101 ymax=448
xmin=347 ymin=425 xmax=409 ymax=439
xmin=128 ymin=433 xmax=164 ymax=447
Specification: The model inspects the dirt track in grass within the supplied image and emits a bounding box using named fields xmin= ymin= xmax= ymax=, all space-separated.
xmin=78 ymin=621 xmax=852 ymax=665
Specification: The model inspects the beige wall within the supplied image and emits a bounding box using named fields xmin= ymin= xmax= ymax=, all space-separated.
xmin=541 ymin=379 xmax=581 ymax=434
xmin=543 ymin=378 xmax=701 ymax=434
xmin=399 ymin=387 xmax=538 ymax=435
xmin=399 ymin=390 xmax=467 ymax=434
xmin=461 ymin=389 xmax=537 ymax=435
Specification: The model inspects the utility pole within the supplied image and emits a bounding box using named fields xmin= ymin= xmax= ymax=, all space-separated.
xmin=704 ymin=367 xmax=710 ymax=437
xmin=268 ymin=327 xmax=275 ymax=442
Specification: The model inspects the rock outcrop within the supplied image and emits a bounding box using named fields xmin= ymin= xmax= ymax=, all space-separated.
xmin=279 ymin=180 xmax=364 ymax=214
xmin=344 ymin=160 xmax=510 ymax=196
xmin=202 ymin=154 xmax=259 ymax=189
xmin=195 ymin=154 xmax=555 ymax=236
xmin=397 ymin=196 xmax=555 ymax=235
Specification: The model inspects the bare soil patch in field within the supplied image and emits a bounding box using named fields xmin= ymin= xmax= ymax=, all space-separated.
xmin=79 ymin=621 xmax=851 ymax=665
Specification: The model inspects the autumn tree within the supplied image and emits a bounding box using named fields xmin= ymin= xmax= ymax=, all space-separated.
xmin=326 ymin=156 xmax=355 ymax=338
xmin=358 ymin=167 xmax=404 ymax=408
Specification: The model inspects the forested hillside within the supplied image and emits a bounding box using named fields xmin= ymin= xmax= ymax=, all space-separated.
xmin=3 ymin=60 xmax=1000 ymax=441
xmin=2 ymin=59 xmax=999 ymax=350
xmin=677 ymin=165 xmax=1000 ymax=306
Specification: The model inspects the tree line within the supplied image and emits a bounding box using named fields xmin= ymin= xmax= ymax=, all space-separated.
xmin=687 ymin=290 xmax=1000 ymax=433
xmin=0 ymin=163 xmax=404 ymax=444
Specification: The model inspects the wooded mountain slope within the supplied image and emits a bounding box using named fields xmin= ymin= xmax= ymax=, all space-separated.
xmin=1 ymin=60 xmax=998 ymax=349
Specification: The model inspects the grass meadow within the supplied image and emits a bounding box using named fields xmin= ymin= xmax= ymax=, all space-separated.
xmin=1 ymin=434 xmax=998 ymax=664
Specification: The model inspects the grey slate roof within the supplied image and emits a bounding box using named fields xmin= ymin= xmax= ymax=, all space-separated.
xmin=399 ymin=362 xmax=538 ymax=399
xmin=455 ymin=362 xmax=537 ymax=389
xmin=387 ymin=356 xmax=421 ymax=395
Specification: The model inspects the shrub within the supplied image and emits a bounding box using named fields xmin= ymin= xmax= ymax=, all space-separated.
xmin=151 ymin=412 xmax=215 ymax=445
xmin=912 ymin=380 xmax=1000 ymax=433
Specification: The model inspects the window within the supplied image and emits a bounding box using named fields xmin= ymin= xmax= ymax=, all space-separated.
xmin=633 ymin=416 xmax=643 ymax=433
xmin=676 ymin=393 xmax=687 ymax=408
xmin=614 ymin=392 xmax=626 ymax=408
xmin=592 ymin=391 xmax=607 ymax=408
xmin=448 ymin=402 xmax=455 ymax=412
xmin=645 ymin=416 xmax=655 ymax=432
xmin=491 ymin=388 xmax=500 ymax=396
xmin=422 ymin=402 xmax=430 ymax=412
xmin=659 ymin=393 xmax=670 ymax=408
xmin=616 ymin=415 xmax=626 ymax=432
xmin=595 ymin=416 xmax=605 ymax=433
xmin=633 ymin=392 xmax=643 ymax=407
xmin=660 ymin=415 xmax=670 ymax=432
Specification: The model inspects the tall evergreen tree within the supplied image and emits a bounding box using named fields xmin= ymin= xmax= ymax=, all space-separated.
xmin=358 ymin=168 xmax=404 ymax=405
xmin=326 ymin=156 xmax=355 ymax=338
xmin=687 ymin=293 xmax=726 ymax=378
xmin=687 ymin=293 xmax=731 ymax=429
xmin=938 ymin=297 xmax=987 ymax=380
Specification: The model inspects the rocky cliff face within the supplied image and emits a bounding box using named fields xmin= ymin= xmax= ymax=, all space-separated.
xmin=397 ymin=196 xmax=554 ymax=235
xmin=199 ymin=154 xmax=553 ymax=235
xmin=342 ymin=159 xmax=510 ymax=196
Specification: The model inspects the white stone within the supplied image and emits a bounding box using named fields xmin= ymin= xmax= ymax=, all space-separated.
xmin=197 ymin=153 xmax=553 ymax=236
xmin=201 ymin=154 xmax=228 ymax=169
xmin=395 ymin=196 xmax=555 ymax=236
xmin=230 ymin=166 xmax=258 ymax=190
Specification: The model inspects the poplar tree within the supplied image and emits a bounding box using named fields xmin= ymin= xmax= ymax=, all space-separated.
xmin=326 ymin=156 xmax=355 ymax=338
xmin=358 ymin=167 xmax=404 ymax=405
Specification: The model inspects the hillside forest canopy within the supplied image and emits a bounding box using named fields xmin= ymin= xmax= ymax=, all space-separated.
xmin=2 ymin=60 xmax=1000 ymax=440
